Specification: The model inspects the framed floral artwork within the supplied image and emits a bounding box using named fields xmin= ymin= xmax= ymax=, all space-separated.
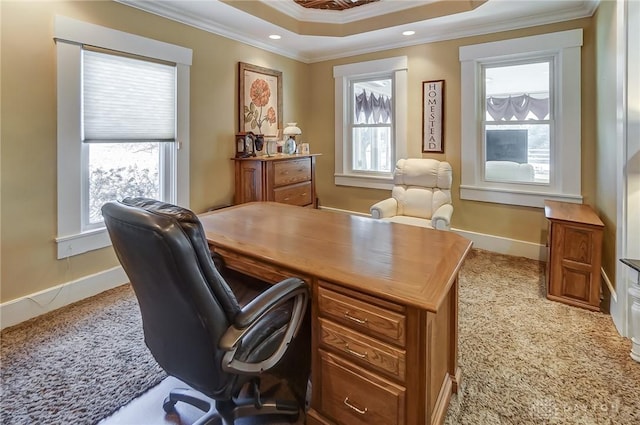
xmin=238 ymin=62 xmax=282 ymax=139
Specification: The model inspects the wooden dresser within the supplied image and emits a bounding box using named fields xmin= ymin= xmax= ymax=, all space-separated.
xmin=544 ymin=200 xmax=604 ymax=311
xmin=232 ymin=154 xmax=320 ymax=207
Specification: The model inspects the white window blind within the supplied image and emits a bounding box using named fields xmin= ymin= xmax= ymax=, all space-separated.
xmin=82 ymin=50 xmax=176 ymax=142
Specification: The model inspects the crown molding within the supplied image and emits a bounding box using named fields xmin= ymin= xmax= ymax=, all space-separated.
xmin=116 ymin=0 xmax=601 ymax=64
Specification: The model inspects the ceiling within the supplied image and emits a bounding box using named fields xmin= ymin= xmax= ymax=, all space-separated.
xmin=116 ymin=0 xmax=599 ymax=63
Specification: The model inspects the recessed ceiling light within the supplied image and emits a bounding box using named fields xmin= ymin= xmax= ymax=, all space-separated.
xmin=269 ymin=34 xmax=282 ymax=40
xmin=402 ymin=30 xmax=415 ymax=36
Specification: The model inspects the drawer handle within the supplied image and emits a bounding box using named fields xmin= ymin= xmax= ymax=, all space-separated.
xmin=301 ymin=192 xmax=307 ymax=196
xmin=284 ymin=197 xmax=290 ymax=201
xmin=344 ymin=344 xmax=367 ymax=359
xmin=344 ymin=311 xmax=368 ymax=325
xmin=343 ymin=397 xmax=367 ymax=415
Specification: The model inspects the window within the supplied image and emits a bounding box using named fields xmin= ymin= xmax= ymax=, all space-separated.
xmin=82 ymin=50 xmax=176 ymax=230
xmin=459 ymin=29 xmax=583 ymax=207
xmin=54 ymin=16 xmax=192 ymax=258
xmin=351 ymin=78 xmax=393 ymax=173
xmin=334 ymin=57 xmax=408 ymax=189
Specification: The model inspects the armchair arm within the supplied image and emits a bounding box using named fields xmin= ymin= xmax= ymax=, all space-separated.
xmin=370 ymin=198 xmax=398 ymax=219
xmin=220 ymin=277 xmax=309 ymax=374
xmin=431 ymin=204 xmax=453 ymax=231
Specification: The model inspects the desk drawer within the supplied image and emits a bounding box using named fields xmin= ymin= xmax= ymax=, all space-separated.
xmin=274 ymin=181 xmax=312 ymax=206
xmin=318 ymin=286 xmax=406 ymax=346
xmin=320 ymin=351 xmax=405 ymax=425
xmin=273 ymin=158 xmax=311 ymax=186
xmin=320 ymin=318 xmax=406 ymax=381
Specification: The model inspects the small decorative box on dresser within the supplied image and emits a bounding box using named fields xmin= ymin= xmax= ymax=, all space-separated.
xmin=232 ymin=154 xmax=320 ymax=208
xmin=544 ymin=200 xmax=604 ymax=311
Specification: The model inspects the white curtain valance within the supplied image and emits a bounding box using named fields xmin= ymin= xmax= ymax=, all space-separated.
xmin=355 ymin=89 xmax=392 ymax=124
xmin=486 ymin=94 xmax=549 ymax=121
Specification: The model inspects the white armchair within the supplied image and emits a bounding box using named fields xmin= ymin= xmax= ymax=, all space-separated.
xmin=370 ymin=158 xmax=453 ymax=230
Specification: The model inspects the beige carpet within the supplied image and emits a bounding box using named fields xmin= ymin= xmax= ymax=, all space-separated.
xmin=1 ymin=249 xmax=638 ymax=424
xmin=446 ymin=249 xmax=640 ymax=424
xmin=0 ymin=285 xmax=166 ymax=424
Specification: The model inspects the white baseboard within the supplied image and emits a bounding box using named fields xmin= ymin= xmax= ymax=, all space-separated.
xmin=452 ymin=228 xmax=546 ymax=261
xmin=319 ymin=206 xmax=546 ymax=261
xmin=0 ymin=266 xmax=128 ymax=330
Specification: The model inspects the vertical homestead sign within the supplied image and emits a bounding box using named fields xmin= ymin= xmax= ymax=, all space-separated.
xmin=422 ymin=80 xmax=445 ymax=153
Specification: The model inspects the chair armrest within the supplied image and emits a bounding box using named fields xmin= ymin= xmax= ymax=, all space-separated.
xmin=431 ymin=204 xmax=453 ymax=231
xmin=220 ymin=277 xmax=309 ymax=374
xmin=233 ymin=278 xmax=307 ymax=329
xmin=370 ymin=198 xmax=398 ymax=219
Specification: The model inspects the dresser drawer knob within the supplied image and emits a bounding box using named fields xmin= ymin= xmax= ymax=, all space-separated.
xmin=344 ymin=344 xmax=367 ymax=359
xmin=344 ymin=311 xmax=367 ymax=325
xmin=343 ymin=397 xmax=367 ymax=415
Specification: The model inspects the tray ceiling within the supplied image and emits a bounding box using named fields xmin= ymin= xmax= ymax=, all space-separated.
xmin=116 ymin=0 xmax=599 ymax=63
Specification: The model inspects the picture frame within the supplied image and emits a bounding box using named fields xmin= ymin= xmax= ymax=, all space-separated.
xmin=422 ymin=80 xmax=445 ymax=153
xmin=238 ymin=62 xmax=283 ymax=139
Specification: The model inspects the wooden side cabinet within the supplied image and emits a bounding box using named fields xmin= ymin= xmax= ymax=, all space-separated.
xmin=232 ymin=154 xmax=320 ymax=208
xmin=544 ymin=200 xmax=604 ymax=311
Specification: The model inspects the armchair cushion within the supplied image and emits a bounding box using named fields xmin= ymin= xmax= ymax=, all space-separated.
xmin=370 ymin=158 xmax=453 ymax=230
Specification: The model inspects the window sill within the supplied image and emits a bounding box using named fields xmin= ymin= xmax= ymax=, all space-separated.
xmin=460 ymin=185 xmax=583 ymax=208
xmin=56 ymin=227 xmax=112 ymax=259
xmin=335 ymin=173 xmax=393 ymax=190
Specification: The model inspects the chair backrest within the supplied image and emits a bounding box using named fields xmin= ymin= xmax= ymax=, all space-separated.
xmin=391 ymin=158 xmax=452 ymax=219
xmin=102 ymin=198 xmax=242 ymax=399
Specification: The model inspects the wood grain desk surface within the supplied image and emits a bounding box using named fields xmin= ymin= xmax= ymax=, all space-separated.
xmin=200 ymin=202 xmax=472 ymax=312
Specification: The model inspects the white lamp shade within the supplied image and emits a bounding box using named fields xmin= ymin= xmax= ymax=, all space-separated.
xmin=283 ymin=123 xmax=302 ymax=136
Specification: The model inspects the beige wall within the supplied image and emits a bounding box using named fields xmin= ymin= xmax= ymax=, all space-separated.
xmin=594 ymin=0 xmax=619 ymax=288
xmin=309 ymin=18 xmax=596 ymax=246
xmin=0 ymin=1 xmax=604 ymax=306
xmin=0 ymin=1 xmax=310 ymax=302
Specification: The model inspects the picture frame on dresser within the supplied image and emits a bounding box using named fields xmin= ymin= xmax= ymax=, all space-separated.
xmin=238 ymin=62 xmax=282 ymax=139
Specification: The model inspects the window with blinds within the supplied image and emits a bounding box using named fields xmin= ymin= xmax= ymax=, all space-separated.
xmin=81 ymin=49 xmax=177 ymax=228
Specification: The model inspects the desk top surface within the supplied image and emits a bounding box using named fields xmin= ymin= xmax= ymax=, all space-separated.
xmin=200 ymin=202 xmax=473 ymax=311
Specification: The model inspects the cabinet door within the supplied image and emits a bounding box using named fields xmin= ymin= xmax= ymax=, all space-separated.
xmin=235 ymin=161 xmax=263 ymax=203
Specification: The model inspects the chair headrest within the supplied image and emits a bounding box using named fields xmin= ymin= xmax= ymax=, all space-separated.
xmin=121 ymin=197 xmax=199 ymax=224
xmin=394 ymin=158 xmax=452 ymax=189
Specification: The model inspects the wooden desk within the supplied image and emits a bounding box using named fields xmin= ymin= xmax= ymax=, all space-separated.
xmin=200 ymin=202 xmax=473 ymax=425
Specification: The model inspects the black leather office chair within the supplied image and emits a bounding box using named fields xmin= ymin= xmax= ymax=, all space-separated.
xmin=102 ymin=198 xmax=310 ymax=425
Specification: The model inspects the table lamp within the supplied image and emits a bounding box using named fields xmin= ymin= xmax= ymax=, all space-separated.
xmin=283 ymin=123 xmax=301 ymax=154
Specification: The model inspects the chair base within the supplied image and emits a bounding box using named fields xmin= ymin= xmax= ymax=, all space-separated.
xmin=163 ymin=387 xmax=300 ymax=425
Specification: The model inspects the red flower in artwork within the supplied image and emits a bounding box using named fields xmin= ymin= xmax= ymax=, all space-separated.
xmin=266 ymin=107 xmax=276 ymax=124
xmin=244 ymin=78 xmax=277 ymax=135
xmin=250 ymin=79 xmax=271 ymax=107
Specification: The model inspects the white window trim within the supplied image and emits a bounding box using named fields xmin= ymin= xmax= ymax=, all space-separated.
xmin=334 ymin=56 xmax=408 ymax=190
xmin=459 ymin=29 xmax=583 ymax=208
xmin=54 ymin=16 xmax=192 ymax=259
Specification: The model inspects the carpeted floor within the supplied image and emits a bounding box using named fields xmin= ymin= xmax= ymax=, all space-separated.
xmin=446 ymin=249 xmax=640 ymax=424
xmin=0 ymin=285 xmax=166 ymax=425
xmin=1 ymin=249 xmax=638 ymax=424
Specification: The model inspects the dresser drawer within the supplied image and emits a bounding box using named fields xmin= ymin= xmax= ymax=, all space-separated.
xmin=320 ymin=318 xmax=406 ymax=381
xmin=320 ymin=351 xmax=405 ymax=425
xmin=273 ymin=181 xmax=312 ymax=206
xmin=318 ymin=286 xmax=406 ymax=346
xmin=273 ymin=158 xmax=311 ymax=186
